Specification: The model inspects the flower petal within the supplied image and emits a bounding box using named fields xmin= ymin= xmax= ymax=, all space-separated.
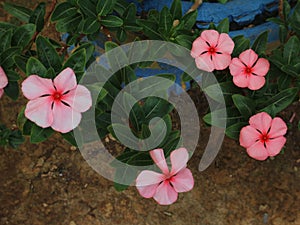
xmin=248 ymin=75 xmax=265 ymax=90
xmin=61 ymin=85 xmax=92 ymax=113
xmin=216 ymin=33 xmax=234 ymax=54
xmin=212 ymin=53 xmax=232 ymax=70
xmin=170 ymin=148 xmax=189 ymax=175
xmin=195 ymin=53 xmax=215 ymax=72
xmin=232 ymin=74 xmax=249 ymax=88
xmin=239 ymin=125 xmax=261 ymax=148
xmin=22 ymin=75 xmax=55 ymax=100
xmin=191 ymin=37 xmax=208 ymax=58
xmin=170 ymin=168 xmax=194 ymax=193
xmin=153 ymin=180 xmax=178 ymax=205
xmin=265 ymin=136 xmax=286 ymax=157
xmin=239 ymin=49 xmax=258 ymax=67
xmin=268 ymin=117 xmax=287 ymax=138
xmin=53 ymin=68 xmax=77 ymax=93
xmin=229 ymin=58 xmax=245 ymax=77
xmin=249 ymin=112 xmax=272 ymax=134
xmin=51 ymin=101 xmax=82 ymax=133
xmin=150 ymin=149 xmax=169 ymax=174
xmin=0 ymin=67 xmax=8 ymax=89
xmin=24 ymin=96 xmax=54 ymax=128
xmin=252 ymin=58 xmax=270 ymax=76
xmin=246 ymin=141 xmax=269 ymax=161
xmin=136 ymin=170 xmax=164 ymax=198
xmin=200 ymin=30 xmax=219 ymax=47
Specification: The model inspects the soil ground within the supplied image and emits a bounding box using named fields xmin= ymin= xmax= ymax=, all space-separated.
xmin=0 ymin=1 xmax=300 ymax=225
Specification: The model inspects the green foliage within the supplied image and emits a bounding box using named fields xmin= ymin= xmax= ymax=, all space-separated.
xmin=0 ymin=124 xmax=24 ymax=149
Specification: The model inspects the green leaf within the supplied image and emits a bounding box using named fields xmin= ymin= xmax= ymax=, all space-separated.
xmin=3 ymin=2 xmax=33 ymax=22
xmin=143 ymin=97 xmax=174 ymax=121
xmin=170 ymin=0 xmax=182 ymax=20
xmin=29 ymin=3 xmax=46 ymax=32
xmin=61 ymin=131 xmax=78 ymax=147
xmin=217 ymin=18 xmax=229 ymax=33
xmin=4 ymin=81 xmax=19 ymax=100
xmin=12 ymin=24 xmax=36 ymax=49
xmin=0 ymin=29 xmax=13 ymax=52
xmin=26 ymin=57 xmax=48 ymax=77
xmin=101 ymin=15 xmax=123 ymax=27
xmin=0 ymin=22 xmax=16 ymax=33
xmin=63 ymin=48 xmax=86 ymax=74
xmin=51 ymin=2 xmax=78 ymax=21
xmin=283 ymin=36 xmax=300 ymax=64
xmin=181 ymin=10 xmax=197 ymax=30
xmin=232 ymin=35 xmax=250 ymax=57
xmin=97 ymin=0 xmax=117 ymax=16
xmin=36 ymin=36 xmax=62 ymax=72
xmin=81 ymin=18 xmax=100 ymax=34
xmin=203 ymin=107 xmax=241 ymax=127
xmin=14 ymin=55 xmax=28 ymax=74
xmin=158 ymin=7 xmax=173 ymax=37
xmin=258 ymin=88 xmax=299 ymax=115
xmin=30 ymin=124 xmax=54 ymax=143
xmin=232 ymin=94 xmax=255 ymax=120
xmin=123 ymin=3 xmax=137 ymax=21
xmin=252 ymin=31 xmax=268 ymax=55
xmin=136 ymin=19 xmax=162 ymax=40
xmin=117 ymin=28 xmax=127 ymax=42
xmin=278 ymin=74 xmax=292 ymax=90
xmin=74 ymin=42 xmax=95 ymax=62
xmin=225 ymin=122 xmax=247 ymax=140
xmin=6 ymin=70 xmax=20 ymax=81
xmin=113 ymin=166 xmax=137 ymax=191
xmin=0 ymin=47 xmax=21 ymax=69
xmin=279 ymin=25 xmax=288 ymax=43
xmin=290 ymin=1 xmax=300 ymax=35
xmin=56 ymin=14 xmax=83 ymax=33
xmin=77 ymin=0 xmax=97 ymax=17
xmin=281 ymin=65 xmax=300 ymax=78
xmin=283 ymin=0 xmax=291 ymax=21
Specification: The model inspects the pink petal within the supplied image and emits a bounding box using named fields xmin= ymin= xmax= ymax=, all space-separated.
xmin=51 ymin=101 xmax=82 ymax=133
xmin=233 ymin=74 xmax=249 ymax=88
xmin=249 ymin=112 xmax=272 ymax=134
xmin=170 ymin=168 xmax=194 ymax=193
xmin=136 ymin=170 xmax=164 ymax=198
xmin=150 ymin=149 xmax=169 ymax=174
xmin=53 ymin=68 xmax=77 ymax=93
xmin=191 ymin=37 xmax=208 ymax=58
xmin=265 ymin=136 xmax=286 ymax=157
xmin=0 ymin=67 xmax=8 ymax=89
xmin=24 ymin=96 xmax=54 ymax=128
xmin=248 ymin=75 xmax=265 ymax=90
xmin=200 ymin=30 xmax=219 ymax=47
xmin=229 ymin=58 xmax=245 ymax=77
xmin=195 ymin=53 xmax=215 ymax=72
xmin=170 ymin=148 xmax=189 ymax=175
xmin=212 ymin=53 xmax=232 ymax=70
xmin=22 ymin=75 xmax=55 ymax=100
xmin=246 ymin=141 xmax=269 ymax=161
xmin=0 ymin=89 xmax=3 ymax=98
xmin=239 ymin=49 xmax=258 ymax=67
xmin=216 ymin=33 xmax=234 ymax=54
xmin=268 ymin=117 xmax=287 ymax=138
xmin=252 ymin=58 xmax=270 ymax=76
xmin=153 ymin=180 xmax=178 ymax=205
xmin=61 ymin=85 xmax=92 ymax=113
xmin=239 ymin=125 xmax=261 ymax=148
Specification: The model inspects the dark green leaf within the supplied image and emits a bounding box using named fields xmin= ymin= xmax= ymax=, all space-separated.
xmin=170 ymin=0 xmax=182 ymax=20
xmin=123 ymin=3 xmax=137 ymax=21
xmin=101 ymin=15 xmax=123 ymax=27
xmin=0 ymin=22 xmax=16 ymax=33
xmin=232 ymin=35 xmax=250 ymax=57
xmin=51 ymin=2 xmax=78 ymax=21
xmin=4 ymin=81 xmax=19 ymax=100
xmin=29 ymin=3 xmax=46 ymax=32
xmin=56 ymin=14 xmax=83 ymax=33
xmin=97 ymin=0 xmax=117 ymax=16
xmin=77 ymin=0 xmax=97 ymax=17
xmin=252 ymin=31 xmax=268 ymax=55
xmin=0 ymin=47 xmax=21 ymax=69
xmin=63 ymin=48 xmax=86 ymax=74
xmin=81 ymin=17 xmax=100 ymax=34
xmin=62 ymin=131 xmax=78 ymax=147
xmin=217 ymin=18 xmax=229 ymax=33
xmin=3 ymin=2 xmax=32 ymax=22
xmin=136 ymin=19 xmax=162 ymax=40
xmin=12 ymin=24 xmax=36 ymax=49
xmin=181 ymin=10 xmax=197 ymax=30
xmin=30 ymin=124 xmax=54 ymax=143
xmin=158 ymin=7 xmax=173 ymax=37
xmin=283 ymin=36 xmax=300 ymax=64
xmin=232 ymin=94 xmax=255 ymax=120
xmin=6 ymin=70 xmax=20 ymax=81
xmin=117 ymin=28 xmax=127 ymax=42
xmin=26 ymin=57 xmax=48 ymax=77
xmin=14 ymin=55 xmax=28 ymax=74
xmin=0 ymin=29 xmax=13 ymax=52
xmin=225 ymin=122 xmax=247 ymax=140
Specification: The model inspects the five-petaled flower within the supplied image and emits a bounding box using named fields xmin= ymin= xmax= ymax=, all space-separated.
xmin=229 ymin=49 xmax=270 ymax=90
xmin=0 ymin=67 xmax=8 ymax=99
xmin=239 ymin=112 xmax=287 ymax=161
xmin=22 ymin=67 xmax=92 ymax=133
xmin=136 ymin=148 xmax=194 ymax=205
xmin=191 ymin=29 xmax=234 ymax=72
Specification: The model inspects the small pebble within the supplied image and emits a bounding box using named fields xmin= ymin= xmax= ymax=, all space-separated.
xmin=70 ymin=146 xmax=77 ymax=151
xmin=163 ymin=211 xmax=172 ymax=217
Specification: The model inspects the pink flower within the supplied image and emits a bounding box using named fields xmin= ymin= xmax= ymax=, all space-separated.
xmin=0 ymin=67 xmax=8 ymax=98
xmin=229 ymin=49 xmax=270 ymax=90
xmin=22 ymin=67 xmax=92 ymax=133
xmin=136 ymin=148 xmax=194 ymax=205
xmin=191 ymin=30 xmax=234 ymax=72
xmin=239 ymin=112 xmax=287 ymax=161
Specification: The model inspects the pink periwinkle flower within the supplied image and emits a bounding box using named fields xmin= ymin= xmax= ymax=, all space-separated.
xmin=191 ymin=30 xmax=234 ymax=72
xmin=136 ymin=148 xmax=194 ymax=205
xmin=239 ymin=112 xmax=287 ymax=161
xmin=0 ymin=67 xmax=8 ymax=98
xmin=22 ymin=67 xmax=92 ymax=133
xmin=229 ymin=49 xmax=270 ymax=90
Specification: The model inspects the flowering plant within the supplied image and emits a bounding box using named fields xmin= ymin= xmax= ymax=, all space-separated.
xmin=0 ymin=0 xmax=299 ymax=205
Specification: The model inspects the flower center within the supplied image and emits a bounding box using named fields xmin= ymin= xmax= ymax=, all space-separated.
xmin=53 ymin=92 xmax=62 ymax=101
xmin=208 ymin=47 xmax=216 ymax=54
xmin=260 ymin=133 xmax=269 ymax=143
xmin=245 ymin=67 xmax=253 ymax=74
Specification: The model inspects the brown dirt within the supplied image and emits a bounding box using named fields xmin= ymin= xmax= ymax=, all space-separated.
xmin=0 ymin=1 xmax=300 ymax=225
